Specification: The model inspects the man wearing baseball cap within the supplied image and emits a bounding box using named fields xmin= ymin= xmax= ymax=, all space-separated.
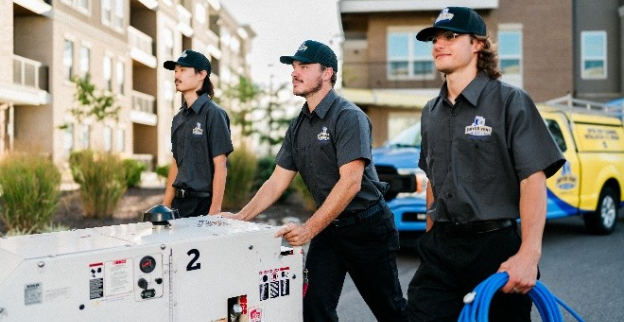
xmin=221 ymin=40 xmax=408 ymax=321
xmin=162 ymin=50 xmax=233 ymax=218
xmin=407 ymin=7 xmax=565 ymax=321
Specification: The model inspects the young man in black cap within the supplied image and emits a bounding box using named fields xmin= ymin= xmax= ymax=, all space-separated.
xmin=162 ymin=50 xmax=233 ymax=217
xmin=407 ymin=7 xmax=565 ymax=321
xmin=220 ymin=40 xmax=408 ymax=322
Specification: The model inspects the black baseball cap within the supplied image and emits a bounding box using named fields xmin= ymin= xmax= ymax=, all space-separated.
xmin=164 ymin=50 xmax=211 ymax=75
xmin=416 ymin=7 xmax=486 ymax=42
xmin=280 ymin=40 xmax=338 ymax=73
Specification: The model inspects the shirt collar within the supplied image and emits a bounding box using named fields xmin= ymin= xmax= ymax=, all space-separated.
xmin=181 ymin=93 xmax=210 ymax=114
xmin=435 ymin=72 xmax=491 ymax=110
xmin=301 ymin=89 xmax=338 ymax=119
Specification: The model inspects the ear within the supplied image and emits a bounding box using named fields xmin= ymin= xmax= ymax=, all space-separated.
xmin=472 ymin=38 xmax=484 ymax=54
xmin=198 ymin=69 xmax=208 ymax=80
xmin=322 ymin=67 xmax=334 ymax=81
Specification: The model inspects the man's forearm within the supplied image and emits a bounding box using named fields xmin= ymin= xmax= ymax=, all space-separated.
xmin=518 ymin=171 xmax=547 ymax=263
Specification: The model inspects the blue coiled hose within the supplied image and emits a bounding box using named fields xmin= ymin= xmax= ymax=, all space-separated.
xmin=458 ymin=272 xmax=586 ymax=322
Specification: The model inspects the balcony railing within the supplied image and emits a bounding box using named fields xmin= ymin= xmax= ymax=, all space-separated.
xmin=342 ymin=61 xmax=438 ymax=90
xmin=13 ymin=55 xmax=43 ymax=89
xmin=131 ymin=90 xmax=155 ymax=114
xmin=128 ymin=26 xmax=154 ymax=57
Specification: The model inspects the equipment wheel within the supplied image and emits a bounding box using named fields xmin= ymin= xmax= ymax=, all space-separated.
xmin=584 ymin=186 xmax=619 ymax=235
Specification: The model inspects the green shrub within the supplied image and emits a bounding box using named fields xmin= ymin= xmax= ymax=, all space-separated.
xmin=123 ymin=159 xmax=147 ymax=188
xmin=292 ymin=174 xmax=317 ymax=212
xmin=69 ymin=150 xmax=127 ymax=218
xmin=0 ymin=154 xmax=61 ymax=233
xmin=223 ymin=146 xmax=257 ymax=210
xmin=155 ymin=164 xmax=170 ymax=179
xmin=254 ymin=156 xmax=292 ymax=203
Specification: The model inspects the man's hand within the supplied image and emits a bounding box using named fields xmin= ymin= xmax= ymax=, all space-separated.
xmin=497 ymin=251 xmax=540 ymax=294
xmin=274 ymin=223 xmax=314 ymax=246
xmin=217 ymin=212 xmax=245 ymax=221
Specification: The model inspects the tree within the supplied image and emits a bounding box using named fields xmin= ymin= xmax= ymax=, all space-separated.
xmin=221 ymin=75 xmax=261 ymax=137
xmin=60 ymin=73 xmax=120 ymax=129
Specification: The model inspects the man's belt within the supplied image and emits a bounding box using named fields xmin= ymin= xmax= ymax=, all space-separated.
xmin=435 ymin=219 xmax=514 ymax=235
xmin=174 ymin=189 xmax=211 ymax=199
xmin=332 ymin=200 xmax=385 ymax=228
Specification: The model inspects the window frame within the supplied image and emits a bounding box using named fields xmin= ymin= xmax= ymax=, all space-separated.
xmin=386 ymin=26 xmax=435 ymax=81
xmin=497 ymin=24 xmax=524 ymax=88
xmin=581 ymin=31 xmax=607 ymax=80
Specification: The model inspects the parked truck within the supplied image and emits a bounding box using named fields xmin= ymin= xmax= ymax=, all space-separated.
xmin=373 ymin=97 xmax=624 ymax=235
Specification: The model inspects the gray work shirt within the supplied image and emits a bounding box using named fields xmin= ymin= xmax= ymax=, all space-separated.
xmin=276 ymin=89 xmax=386 ymax=214
xmin=418 ymin=73 xmax=565 ymax=224
xmin=171 ymin=93 xmax=233 ymax=192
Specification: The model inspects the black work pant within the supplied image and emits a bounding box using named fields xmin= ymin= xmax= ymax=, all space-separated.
xmin=407 ymin=223 xmax=533 ymax=322
xmin=303 ymin=205 xmax=408 ymax=322
xmin=172 ymin=197 xmax=211 ymax=218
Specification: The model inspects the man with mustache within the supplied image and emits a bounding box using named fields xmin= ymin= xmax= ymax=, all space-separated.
xmin=221 ymin=40 xmax=408 ymax=322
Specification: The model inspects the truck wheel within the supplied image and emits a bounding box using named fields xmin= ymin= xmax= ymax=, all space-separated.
xmin=584 ymin=187 xmax=619 ymax=235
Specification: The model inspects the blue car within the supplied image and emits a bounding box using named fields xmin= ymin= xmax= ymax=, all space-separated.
xmin=373 ymin=122 xmax=429 ymax=232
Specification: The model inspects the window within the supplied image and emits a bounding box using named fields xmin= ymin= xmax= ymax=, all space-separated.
xmin=545 ymin=119 xmax=567 ymax=152
xmin=113 ymin=0 xmax=124 ymax=29
xmin=63 ymin=123 xmax=75 ymax=156
xmin=102 ymin=0 xmax=112 ymax=24
xmin=116 ymin=60 xmax=125 ymax=94
xmin=63 ymin=39 xmax=74 ymax=81
xmin=82 ymin=124 xmax=90 ymax=149
xmin=498 ymin=26 xmax=523 ymax=88
xmin=63 ymin=0 xmax=91 ymax=14
xmin=104 ymin=126 xmax=112 ymax=152
xmin=387 ymin=28 xmax=434 ymax=79
xmin=103 ymin=55 xmax=113 ymax=91
xmin=116 ymin=128 xmax=125 ymax=152
xmin=80 ymin=45 xmax=90 ymax=78
xmin=581 ymin=31 xmax=607 ymax=79
xmin=163 ymin=28 xmax=174 ymax=60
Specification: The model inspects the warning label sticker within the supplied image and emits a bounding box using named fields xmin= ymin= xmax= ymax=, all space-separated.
xmin=24 ymin=282 xmax=43 ymax=305
xmin=104 ymin=258 xmax=133 ymax=297
xmin=89 ymin=262 xmax=104 ymax=300
xmin=258 ymin=267 xmax=290 ymax=301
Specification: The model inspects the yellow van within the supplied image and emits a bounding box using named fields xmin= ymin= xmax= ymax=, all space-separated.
xmin=540 ymin=99 xmax=624 ymax=234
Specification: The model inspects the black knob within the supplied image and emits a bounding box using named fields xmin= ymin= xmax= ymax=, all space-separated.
xmin=138 ymin=278 xmax=149 ymax=290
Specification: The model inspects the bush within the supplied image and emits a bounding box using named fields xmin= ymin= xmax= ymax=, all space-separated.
xmin=0 ymin=154 xmax=61 ymax=233
xmin=223 ymin=146 xmax=257 ymax=210
xmin=69 ymin=150 xmax=127 ymax=218
xmin=155 ymin=164 xmax=170 ymax=179
xmin=123 ymin=159 xmax=147 ymax=188
xmin=292 ymin=174 xmax=317 ymax=212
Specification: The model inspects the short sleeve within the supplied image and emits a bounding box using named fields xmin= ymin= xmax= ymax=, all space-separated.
xmin=335 ymin=108 xmax=372 ymax=167
xmin=275 ymin=117 xmax=299 ymax=171
xmin=207 ymin=108 xmax=234 ymax=158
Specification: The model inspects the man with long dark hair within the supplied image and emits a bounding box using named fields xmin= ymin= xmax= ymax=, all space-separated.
xmin=163 ymin=50 xmax=233 ymax=217
xmin=407 ymin=7 xmax=565 ymax=321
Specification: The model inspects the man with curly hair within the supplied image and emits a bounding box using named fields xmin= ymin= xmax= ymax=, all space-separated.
xmin=407 ymin=7 xmax=565 ymax=322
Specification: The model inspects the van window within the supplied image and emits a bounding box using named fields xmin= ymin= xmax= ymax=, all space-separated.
xmin=387 ymin=122 xmax=421 ymax=147
xmin=545 ymin=119 xmax=567 ymax=152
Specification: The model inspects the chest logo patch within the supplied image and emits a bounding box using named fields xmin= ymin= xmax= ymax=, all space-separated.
xmin=465 ymin=116 xmax=492 ymax=138
xmin=192 ymin=122 xmax=203 ymax=136
xmin=317 ymin=127 xmax=330 ymax=141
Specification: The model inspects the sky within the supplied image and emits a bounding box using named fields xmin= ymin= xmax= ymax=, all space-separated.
xmin=221 ymin=0 xmax=342 ymax=88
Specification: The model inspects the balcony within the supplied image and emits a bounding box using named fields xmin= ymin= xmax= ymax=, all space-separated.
xmin=177 ymin=4 xmax=193 ymax=37
xmin=13 ymin=0 xmax=52 ymax=16
xmin=130 ymin=90 xmax=157 ymax=126
xmin=0 ymin=55 xmax=49 ymax=105
xmin=128 ymin=26 xmax=157 ymax=68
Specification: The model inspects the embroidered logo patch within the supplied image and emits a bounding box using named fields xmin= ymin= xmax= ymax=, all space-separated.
xmin=317 ymin=127 xmax=330 ymax=141
xmin=180 ymin=50 xmax=188 ymax=59
xmin=435 ymin=8 xmax=454 ymax=24
xmin=464 ymin=116 xmax=492 ymax=138
xmin=297 ymin=43 xmax=308 ymax=53
xmin=192 ymin=122 xmax=203 ymax=135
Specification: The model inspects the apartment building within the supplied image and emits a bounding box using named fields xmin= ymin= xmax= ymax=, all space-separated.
xmin=338 ymin=0 xmax=623 ymax=146
xmin=0 ymin=0 xmax=254 ymax=169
